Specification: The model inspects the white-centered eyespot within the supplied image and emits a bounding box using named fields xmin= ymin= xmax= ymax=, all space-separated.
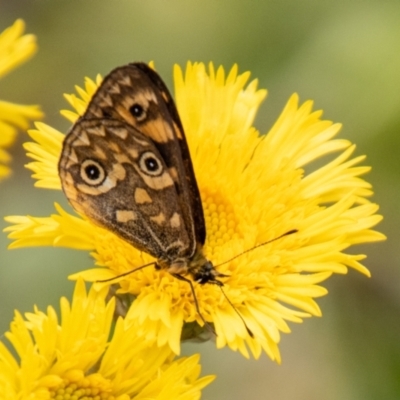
xmin=139 ymin=151 xmax=163 ymax=176
xmin=129 ymin=103 xmax=147 ymax=122
xmin=80 ymin=159 xmax=106 ymax=185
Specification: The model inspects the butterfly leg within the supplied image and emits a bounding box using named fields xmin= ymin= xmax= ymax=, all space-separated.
xmin=171 ymin=273 xmax=217 ymax=336
xmin=216 ymin=284 xmax=254 ymax=338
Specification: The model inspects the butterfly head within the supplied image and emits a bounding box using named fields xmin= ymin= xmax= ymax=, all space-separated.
xmin=183 ymin=245 xmax=229 ymax=285
xmin=157 ymin=243 xmax=228 ymax=285
xmin=191 ymin=260 xmax=228 ymax=285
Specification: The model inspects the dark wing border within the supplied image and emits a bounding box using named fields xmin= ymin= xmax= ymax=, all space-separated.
xmin=133 ymin=62 xmax=206 ymax=246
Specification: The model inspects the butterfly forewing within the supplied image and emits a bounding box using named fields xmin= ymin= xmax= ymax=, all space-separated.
xmin=84 ymin=63 xmax=205 ymax=248
xmin=135 ymin=63 xmax=206 ymax=248
xmin=59 ymin=63 xmax=205 ymax=262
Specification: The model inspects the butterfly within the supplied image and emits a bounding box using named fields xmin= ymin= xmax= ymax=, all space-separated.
xmin=58 ymin=63 xmax=231 ymax=328
xmin=58 ymin=63 xmax=296 ymax=334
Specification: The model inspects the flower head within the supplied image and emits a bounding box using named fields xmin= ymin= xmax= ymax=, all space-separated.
xmin=0 ymin=19 xmax=43 ymax=180
xmin=4 ymin=62 xmax=385 ymax=361
xmin=0 ymin=279 xmax=213 ymax=399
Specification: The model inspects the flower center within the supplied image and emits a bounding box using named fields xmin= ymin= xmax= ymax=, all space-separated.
xmin=202 ymin=188 xmax=240 ymax=259
xmin=50 ymin=376 xmax=115 ymax=400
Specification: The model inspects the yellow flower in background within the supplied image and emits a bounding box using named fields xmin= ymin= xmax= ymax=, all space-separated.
xmin=0 ymin=279 xmax=213 ymax=399
xmin=0 ymin=19 xmax=43 ymax=180
xmin=4 ymin=62 xmax=385 ymax=361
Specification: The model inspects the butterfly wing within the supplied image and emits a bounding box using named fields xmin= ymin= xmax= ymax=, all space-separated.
xmin=59 ymin=118 xmax=193 ymax=260
xmin=59 ymin=63 xmax=205 ymax=261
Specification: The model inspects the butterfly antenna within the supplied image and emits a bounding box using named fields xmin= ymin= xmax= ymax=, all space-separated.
xmin=218 ymin=284 xmax=254 ymax=338
xmin=215 ymin=229 xmax=298 ymax=268
xmin=96 ymin=261 xmax=157 ymax=283
xmin=172 ymin=273 xmax=217 ymax=336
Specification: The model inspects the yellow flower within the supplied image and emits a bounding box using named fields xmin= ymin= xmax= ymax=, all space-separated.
xmin=0 ymin=279 xmax=214 ymax=399
xmin=4 ymin=62 xmax=385 ymax=361
xmin=0 ymin=19 xmax=43 ymax=180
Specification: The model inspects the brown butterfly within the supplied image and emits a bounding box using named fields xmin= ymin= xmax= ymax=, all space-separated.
xmin=58 ymin=63 xmax=233 ymax=328
xmin=59 ymin=63 xmax=295 ymax=334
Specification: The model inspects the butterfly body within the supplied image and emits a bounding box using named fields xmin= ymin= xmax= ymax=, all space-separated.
xmin=59 ymin=63 xmax=225 ymax=287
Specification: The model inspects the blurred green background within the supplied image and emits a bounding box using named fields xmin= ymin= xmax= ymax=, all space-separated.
xmin=1 ymin=1 xmax=399 ymax=399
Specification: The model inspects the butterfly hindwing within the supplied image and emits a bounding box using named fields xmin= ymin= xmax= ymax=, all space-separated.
xmin=59 ymin=118 xmax=193 ymax=260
